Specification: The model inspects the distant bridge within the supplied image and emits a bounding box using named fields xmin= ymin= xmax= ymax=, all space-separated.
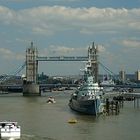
xmin=1 ymin=83 xmax=140 ymax=93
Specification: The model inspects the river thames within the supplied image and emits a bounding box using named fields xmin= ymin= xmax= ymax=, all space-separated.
xmin=0 ymin=91 xmax=140 ymax=140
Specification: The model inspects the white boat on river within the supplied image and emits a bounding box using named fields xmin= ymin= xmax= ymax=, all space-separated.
xmin=0 ymin=121 xmax=21 ymax=139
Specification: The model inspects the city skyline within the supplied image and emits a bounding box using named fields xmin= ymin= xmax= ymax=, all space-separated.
xmin=0 ymin=0 xmax=140 ymax=76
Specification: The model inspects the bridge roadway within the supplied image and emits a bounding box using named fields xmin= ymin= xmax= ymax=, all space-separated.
xmin=37 ymin=56 xmax=89 ymax=61
xmin=0 ymin=84 xmax=78 ymax=92
xmin=1 ymin=83 xmax=140 ymax=89
xmin=1 ymin=84 xmax=140 ymax=92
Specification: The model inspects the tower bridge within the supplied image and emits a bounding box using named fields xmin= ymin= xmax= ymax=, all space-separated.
xmin=1 ymin=42 xmax=140 ymax=96
xmin=23 ymin=41 xmax=98 ymax=96
xmin=0 ymin=42 xmax=98 ymax=96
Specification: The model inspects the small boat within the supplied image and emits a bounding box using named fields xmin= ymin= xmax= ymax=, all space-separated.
xmin=100 ymin=75 xmax=115 ymax=92
xmin=46 ymin=96 xmax=56 ymax=104
xmin=0 ymin=121 xmax=21 ymax=139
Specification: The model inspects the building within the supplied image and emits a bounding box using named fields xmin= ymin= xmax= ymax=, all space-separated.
xmin=119 ymin=70 xmax=126 ymax=83
xmin=135 ymin=70 xmax=140 ymax=81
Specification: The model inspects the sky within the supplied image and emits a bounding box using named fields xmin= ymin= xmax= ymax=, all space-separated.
xmin=0 ymin=0 xmax=140 ymax=76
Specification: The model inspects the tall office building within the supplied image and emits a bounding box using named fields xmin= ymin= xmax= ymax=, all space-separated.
xmin=135 ymin=70 xmax=140 ymax=81
xmin=119 ymin=70 xmax=126 ymax=83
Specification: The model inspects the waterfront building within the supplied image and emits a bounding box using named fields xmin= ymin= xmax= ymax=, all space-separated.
xmin=119 ymin=70 xmax=126 ymax=83
xmin=135 ymin=70 xmax=140 ymax=81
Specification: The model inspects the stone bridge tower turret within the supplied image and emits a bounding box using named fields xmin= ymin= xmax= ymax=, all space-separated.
xmin=88 ymin=42 xmax=99 ymax=83
xmin=23 ymin=42 xmax=40 ymax=96
xmin=26 ymin=42 xmax=38 ymax=83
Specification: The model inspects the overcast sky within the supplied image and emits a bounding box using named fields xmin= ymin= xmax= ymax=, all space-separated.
xmin=0 ymin=0 xmax=140 ymax=76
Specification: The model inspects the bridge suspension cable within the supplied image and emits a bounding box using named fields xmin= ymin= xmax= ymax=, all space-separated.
xmin=0 ymin=62 xmax=26 ymax=83
xmin=99 ymin=62 xmax=119 ymax=81
xmin=12 ymin=62 xmax=26 ymax=76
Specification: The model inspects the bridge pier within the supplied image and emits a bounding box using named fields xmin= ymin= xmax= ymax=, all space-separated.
xmin=23 ymin=82 xmax=40 ymax=96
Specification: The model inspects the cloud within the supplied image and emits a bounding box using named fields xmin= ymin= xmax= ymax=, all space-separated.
xmin=0 ymin=48 xmax=24 ymax=60
xmin=112 ymin=39 xmax=140 ymax=53
xmin=0 ymin=48 xmax=13 ymax=56
xmin=98 ymin=44 xmax=106 ymax=52
xmin=49 ymin=45 xmax=75 ymax=54
xmin=0 ymin=5 xmax=140 ymax=74
xmin=98 ymin=39 xmax=140 ymax=73
xmin=121 ymin=39 xmax=140 ymax=48
xmin=39 ymin=43 xmax=105 ymax=58
xmin=40 ymin=45 xmax=87 ymax=56
xmin=0 ymin=6 xmax=140 ymax=36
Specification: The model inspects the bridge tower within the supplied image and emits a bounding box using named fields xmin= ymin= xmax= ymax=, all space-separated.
xmin=88 ymin=42 xmax=99 ymax=83
xmin=23 ymin=42 xmax=40 ymax=96
xmin=26 ymin=42 xmax=38 ymax=83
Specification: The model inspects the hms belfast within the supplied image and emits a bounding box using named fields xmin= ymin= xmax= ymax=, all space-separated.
xmin=69 ymin=42 xmax=105 ymax=115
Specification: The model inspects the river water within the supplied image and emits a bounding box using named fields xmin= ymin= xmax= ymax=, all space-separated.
xmin=0 ymin=91 xmax=140 ymax=140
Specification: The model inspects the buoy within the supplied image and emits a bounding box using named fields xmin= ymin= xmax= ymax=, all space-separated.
xmin=68 ymin=119 xmax=78 ymax=124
